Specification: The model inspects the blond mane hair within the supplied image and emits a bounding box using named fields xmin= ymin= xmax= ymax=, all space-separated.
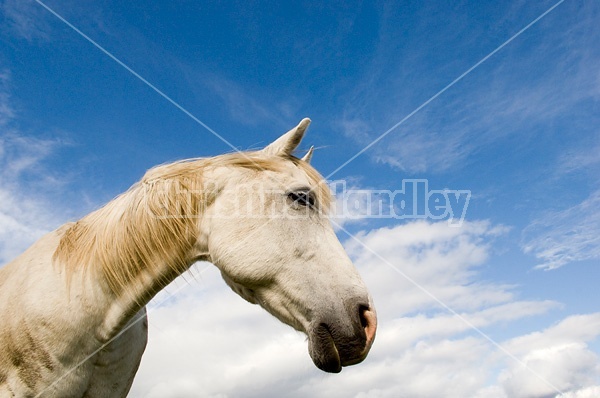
xmin=53 ymin=152 xmax=331 ymax=297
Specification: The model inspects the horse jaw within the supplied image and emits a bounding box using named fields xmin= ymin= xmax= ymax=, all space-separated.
xmin=220 ymin=267 xmax=377 ymax=374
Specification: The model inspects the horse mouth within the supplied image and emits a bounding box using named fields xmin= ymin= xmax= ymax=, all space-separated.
xmin=307 ymin=309 xmax=377 ymax=373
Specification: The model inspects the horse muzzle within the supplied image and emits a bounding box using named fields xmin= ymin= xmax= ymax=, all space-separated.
xmin=307 ymin=304 xmax=377 ymax=373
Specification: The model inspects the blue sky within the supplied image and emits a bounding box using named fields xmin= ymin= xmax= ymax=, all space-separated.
xmin=1 ymin=1 xmax=599 ymax=397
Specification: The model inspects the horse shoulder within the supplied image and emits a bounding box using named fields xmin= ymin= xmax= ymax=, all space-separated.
xmin=0 ymin=225 xmax=127 ymax=397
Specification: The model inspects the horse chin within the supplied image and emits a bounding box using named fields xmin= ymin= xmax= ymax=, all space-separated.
xmin=307 ymin=323 xmax=342 ymax=373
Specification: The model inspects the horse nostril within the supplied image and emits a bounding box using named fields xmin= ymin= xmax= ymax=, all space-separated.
xmin=358 ymin=305 xmax=369 ymax=328
xmin=358 ymin=305 xmax=377 ymax=348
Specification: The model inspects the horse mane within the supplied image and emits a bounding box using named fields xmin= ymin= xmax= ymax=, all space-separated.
xmin=53 ymin=151 xmax=331 ymax=297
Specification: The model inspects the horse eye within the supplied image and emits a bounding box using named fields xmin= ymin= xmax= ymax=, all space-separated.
xmin=288 ymin=191 xmax=315 ymax=208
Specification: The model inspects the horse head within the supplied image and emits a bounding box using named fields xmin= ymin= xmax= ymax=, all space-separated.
xmin=199 ymin=119 xmax=377 ymax=373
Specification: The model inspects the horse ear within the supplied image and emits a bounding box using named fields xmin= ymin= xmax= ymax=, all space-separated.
xmin=301 ymin=146 xmax=314 ymax=163
xmin=263 ymin=118 xmax=311 ymax=157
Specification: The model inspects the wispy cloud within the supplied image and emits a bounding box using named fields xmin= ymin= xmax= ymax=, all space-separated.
xmin=1 ymin=0 xmax=52 ymax=41
xmin=337 ymin=2 xmax=600 ymax=175
xmin=0 ymin=69 xmax=67 ymax=265
xmin=522 ymin=189 xmax=600 ymax=270
xmin=0 ymin=70 xmax=15 ymax=127
xmin=197 ymin=73 xmax=302 ymax=131
xmin=557 ymin=134 xmax=600 ymax=179
xmin=0 ymin=174 xmax=61 ymax=265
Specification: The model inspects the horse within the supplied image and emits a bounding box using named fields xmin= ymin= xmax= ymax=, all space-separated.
xmin=0 ymin=119 xmax=377 ymax=397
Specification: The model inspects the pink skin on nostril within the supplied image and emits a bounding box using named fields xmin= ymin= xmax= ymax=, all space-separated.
xmin=362 ymin=309 xmax=377 ymax=350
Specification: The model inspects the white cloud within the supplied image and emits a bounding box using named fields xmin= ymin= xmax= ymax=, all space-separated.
xmin=522 ymin=190 xmax=600 ymax=270
xmin=557 ymin=385 xmax=600 ymax=398
xmin=328 ymin=178 xmax=394 ymax=230
xmin=498 ymin=314 xmax=600 ymax=398
xmin=500 ymin=342 xmax=599 ymax=398
xmin=344 ymin=220 xmax=517 ymax=315
xmin=131 ymin=220 xmax=598 ymax=398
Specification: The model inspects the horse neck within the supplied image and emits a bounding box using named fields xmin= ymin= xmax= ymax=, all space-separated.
xmin=55 ymin=174 xmax=211 ymax=340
